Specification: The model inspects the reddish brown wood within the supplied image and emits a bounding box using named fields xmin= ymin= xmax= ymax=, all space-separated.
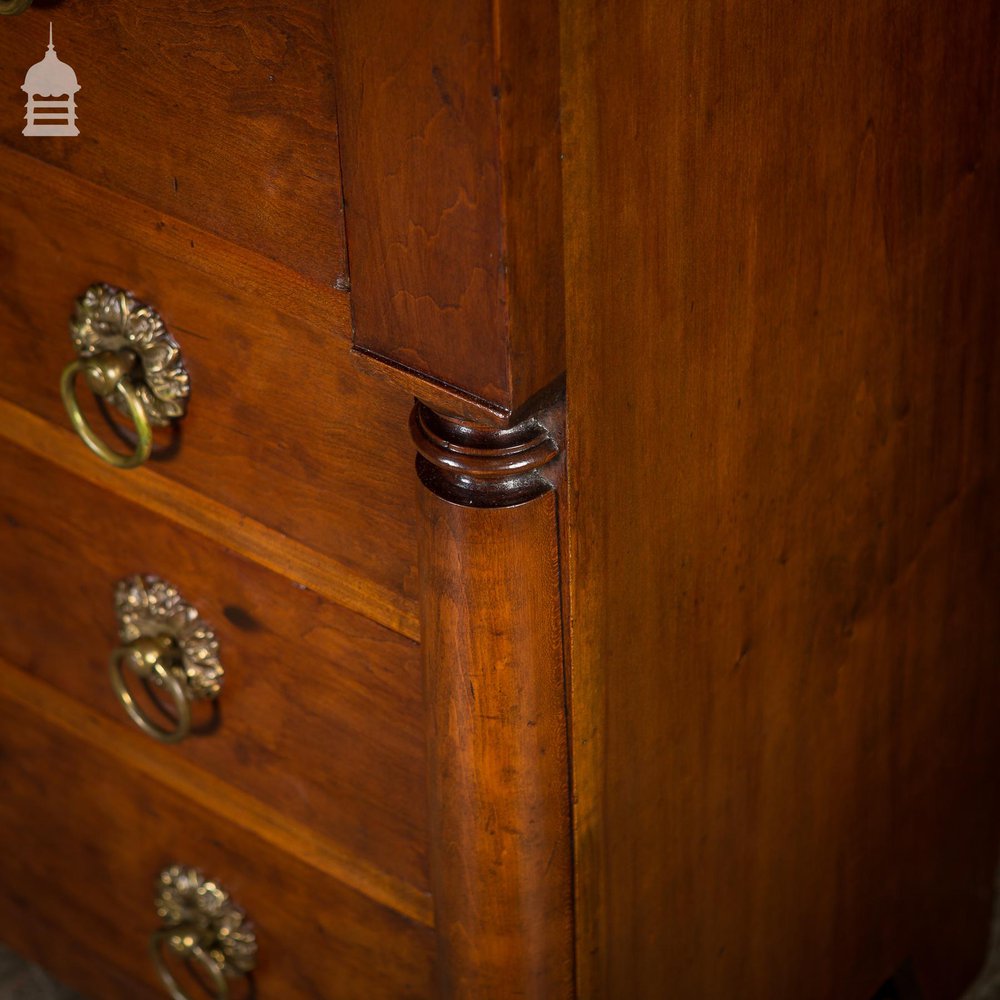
xmin=561 ymin=1 xmax=1000 ymax=997
xmin=0 ymin=435 xmax=429 ymax=899
xmin=0 ymin=2 xmax=345 ymax=288
xmin=0 ymin=147 xmax=419 ymax=626
xmin=0 ymin=2 xmax=993 ymax=997
xmin=413 ymin=400 xmax=574 ymax=997
xmin=332 ymin=0 xmax=564 ymax=420
xmin=0 ymin=685 xmax=436 ymax=999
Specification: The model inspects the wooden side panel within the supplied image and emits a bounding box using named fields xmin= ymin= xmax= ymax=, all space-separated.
xmin=0 ymin=1 xmax=346 ymax=287
xmin=333 ymin=0 xmax=564 ymax=418
xmin=417 ymin=477 xmax=574 ymax=996
xmin=562 ymin=1 xmax=1000 ymax=997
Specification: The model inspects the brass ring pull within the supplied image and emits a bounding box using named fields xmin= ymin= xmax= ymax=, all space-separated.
xmin=60 ymin=353 xmax=153 ymax=469
xmin=0 ymin=1 xmax=33 ymax=14
xmin=61 ymin=283 xmax=189 ymax=470
xmin=110 ymin=576 xmax=223 ymax=744
xmin=110 ymin=637 xmax=192 ymax=743
xmin=150 ymin=928 xmax=230 ymax=1000
xmin=151 ymin=866 xmax=256 ymax=1000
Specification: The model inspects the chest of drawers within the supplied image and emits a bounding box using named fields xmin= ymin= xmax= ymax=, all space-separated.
xmin=0 ymin=2 xmax=998 ymax=998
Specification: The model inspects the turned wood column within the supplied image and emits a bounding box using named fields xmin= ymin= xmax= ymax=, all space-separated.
xmin=411 ymin=397 xmax=574 ymax=999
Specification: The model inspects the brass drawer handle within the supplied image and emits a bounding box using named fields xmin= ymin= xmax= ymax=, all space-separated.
xmin=152 ymin=865 xmax=257 ymax=1000
xmin=60 ymin=283 xmax=190 ymax=469
xmin=110 ymin=575 xmax=223 ymax=744
xmin=0 ymin=1 xmax=33 ymax=14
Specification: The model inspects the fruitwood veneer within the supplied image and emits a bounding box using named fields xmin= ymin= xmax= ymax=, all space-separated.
xmin=0 ymin=0 xmax=996 ymax=997
xmin=0 ymin=683 xmax=435 ymax=999
xmin=561 ymin=0 xmax=1000 ymax=997
xmin=0 ymin=435 xmax=429 ymax=902
xmin=0 ymin=145 xmax=419 ymax=633
xmin=332 ymin=0 xmax=565 ymax=421
xmin=0 ymin=1 xmax=346 ymax=286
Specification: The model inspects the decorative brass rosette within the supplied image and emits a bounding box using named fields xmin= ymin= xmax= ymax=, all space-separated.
xmin=115 ymin=575 xmax=222 ymax=700
xmin=69 ymin=283 xmax=190 ymax=427
xmin=154 ymin=865 xmax=258 ymax=979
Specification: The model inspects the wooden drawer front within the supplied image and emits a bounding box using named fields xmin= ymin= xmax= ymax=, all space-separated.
xmin=0 ymin=436 xmax=429 ymax=901
xmin=0 ymin=688 xmax=435 ymax=999
xmin=0 ymin=2 xmax=345 ymax=289
xmin=0 ymin=148 xmax=418 ymax=636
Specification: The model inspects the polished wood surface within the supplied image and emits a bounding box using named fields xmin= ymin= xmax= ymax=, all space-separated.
xmin=333 ymin=0 xmax=564 ymax=420
xmin=0 ymin=1 xmax=345 ymax=287
xmin=0 ymin=435 xmax=429 ymax=899
xmin=0 ymin=398 xmax=419 ymax=639
xmin=561 ymin=1 xmax=1000 ymax=997
xmin=0 ymin=688 xmax=436 ymax=999
xmin=0 ymin=146 xmax=419 ymax=631
xmin=415 ymin=404 xmax=574 ymax=998
xmin=0 ymin=658 xmax=432 ymax=928
xmin=0 ymin=1 xmax=995 ymax=996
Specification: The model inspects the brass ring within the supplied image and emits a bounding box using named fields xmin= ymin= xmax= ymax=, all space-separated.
xmin=110 ymin=645 xmax=191 ymax=744
xmin=150 ymin=928 xmax=230 ymax=1000
xmin=0 ymin=1 xmax=33 ymax=14
xmin=60 ymin=358 xmax=153 ymax=469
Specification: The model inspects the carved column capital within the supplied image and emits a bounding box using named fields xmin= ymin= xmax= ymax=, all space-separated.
xmin=410 ymin=399 xmax=560 ymax=508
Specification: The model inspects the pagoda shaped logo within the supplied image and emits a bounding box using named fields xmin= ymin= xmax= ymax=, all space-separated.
xmin=22 ymin=24 xmax=80 ymax=137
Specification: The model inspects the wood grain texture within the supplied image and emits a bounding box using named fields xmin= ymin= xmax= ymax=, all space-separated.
xmin=0 ymin=689 xmax=436 ymax=999
xmin=0 ymin=1 xmax=345 ymax=287
xmin=333 ymin=0 xmax=564 ymax=419
xmin=561 ymin=1 xmax=1000 ymax=997
xmin=0 ymin=397 xmax=419 ymax=639
xmin=0 ymin=146 xmax=419 ymax=626
xmin=0 ymin=658 xmax=432 ymax=928
xmin=0 ymin=436 xmax=429 ymax=898
xmin=418 ymin=476 xmax=574 ymax=998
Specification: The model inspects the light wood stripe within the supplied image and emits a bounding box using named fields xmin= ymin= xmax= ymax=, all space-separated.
xmin=0 ymin=399 xmax=421 ymax=641
xmin=0 ymin=659 xmax=434 ymax=928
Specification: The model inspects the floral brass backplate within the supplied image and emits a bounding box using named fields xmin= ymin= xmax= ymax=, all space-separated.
xmin=69 ymin=283 xmax=190 ymax=427
xmin=115 ymin=575 xmax=222 ymax=700
xmin=154 ymin=865 xmax=257 ymax=977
